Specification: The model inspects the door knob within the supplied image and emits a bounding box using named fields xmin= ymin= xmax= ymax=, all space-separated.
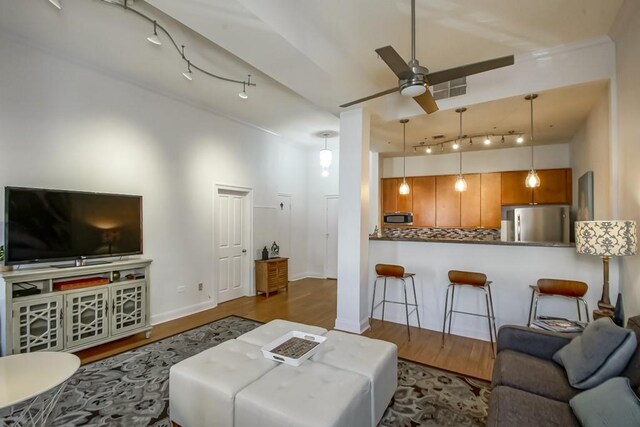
xmin=242 ymin=249 xmax=247 ymax=253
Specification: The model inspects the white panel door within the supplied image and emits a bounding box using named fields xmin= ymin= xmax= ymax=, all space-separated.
xmin=218 ymin=191 xmax=246 ymax=303
xmin=325 ymin=196 xmax=339 ymax=279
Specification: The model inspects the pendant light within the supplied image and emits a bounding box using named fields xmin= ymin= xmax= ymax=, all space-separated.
xmin=399 ymin=119 xmax=410 ymax=195
xmin=319 ymin=132 xmax=333 ymax=168
xmin=525 ymin=94 xmax=541 ymax=188
xmin=454 ymin=108 xmax=467 ymax=192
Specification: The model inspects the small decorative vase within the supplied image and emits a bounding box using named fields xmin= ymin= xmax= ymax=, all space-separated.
xmin=113 ymin=271 xmax=121 ymax=281
xmin=261 ymin=246 xmax=269 ymax=260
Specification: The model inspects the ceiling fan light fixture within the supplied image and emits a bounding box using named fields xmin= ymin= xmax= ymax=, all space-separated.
xmin=400 ymin=83 xmax=427 ymax=97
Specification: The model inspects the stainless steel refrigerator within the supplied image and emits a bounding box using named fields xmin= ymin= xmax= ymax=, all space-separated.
xmin=504 ymin=205 xmax=571 ymax=243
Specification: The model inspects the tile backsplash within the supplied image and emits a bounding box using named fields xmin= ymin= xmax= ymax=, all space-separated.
xmin=380 ymin=227 xmax=501 ymax=241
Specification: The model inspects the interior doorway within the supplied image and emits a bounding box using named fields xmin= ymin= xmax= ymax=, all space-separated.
xmin=216 ymin=187 xmax=251 ymax=304
xmin=325 ymin=196 xmax=339 ymax=279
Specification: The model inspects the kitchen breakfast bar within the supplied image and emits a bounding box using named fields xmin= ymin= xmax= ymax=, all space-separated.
xmin=368 ymin=234 xmax=614 ymax=341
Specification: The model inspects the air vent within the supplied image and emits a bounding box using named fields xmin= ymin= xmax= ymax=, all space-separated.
xmin=432 ymin=77 xmax=467 ymax=100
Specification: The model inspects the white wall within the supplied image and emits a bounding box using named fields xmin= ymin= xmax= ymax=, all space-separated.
xmin=381 ymin=143 xmax=571 ymax=178
xmin=305 ymin=141 xmax=340 ymax=278
xmin=611 ymin=0 xmax=640 ymax=319
xmin=0 ymin=34 xmax=316 ymax=323
xmin=570 ymin=86 xmax=611 ymax=219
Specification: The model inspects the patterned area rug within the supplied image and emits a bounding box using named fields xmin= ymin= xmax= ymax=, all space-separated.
xmin=0 ymin=316 xmax=490 ymax=426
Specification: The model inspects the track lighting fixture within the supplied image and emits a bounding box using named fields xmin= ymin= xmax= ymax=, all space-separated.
xmin=399 ymin=119 xmax=410 ymax=195
xmin=50 ymin=0 xmax=256 ymax=98
xmin=517 ymin=135 xmax=524 ymax=143
xmin=484 ymin=136 xmax=491 ymax=145
xmin=147 ymin=21 xmax=162 ymax=45
xmin=48 ymin=0 xmax=62 ymax=10
xmin=454 ymin=108 xmax=467 ymax=192
xmin=239 ymin=75 xmax=252 ymax=99
xmin=452 ymin=141 xmax=460 ymax=150
xmin=525 ymin=94 xmax=541 ymax=188
xmin=412 ymin=131 xmax=524 ymax=153
xmin=426 ymin=146 xmax=432 ymax=154
xmin=182 ymin=60 xmax=193 ymax=81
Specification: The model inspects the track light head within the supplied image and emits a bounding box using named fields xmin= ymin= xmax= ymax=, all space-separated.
xmin=484 ymin=136 xmax=491 ymax=145
xmin=182 ymin=61 xmax=193 ymax=81
xmin=516 ymin=135 xmax=524 ymax=143
xmin=452 ymin=142 xmax=460 ymax=150
xmin=239 ymin=82 xmax=248 ymax=99
xmin=426 ymin=146 xmax=432 ymax=154
xmin=147 ymin=21 xmax=162 ymax=45
xmin=48 ymin=0 xmax=62 ymax=9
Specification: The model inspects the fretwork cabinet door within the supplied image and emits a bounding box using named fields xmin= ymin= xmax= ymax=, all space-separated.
xmin=12 ymin=295 xmax=64 ymax=354
xmin=110 ymin=281 xmax=146 ymax=336
xmin=65 ymin=288 xmax=109 ymax=349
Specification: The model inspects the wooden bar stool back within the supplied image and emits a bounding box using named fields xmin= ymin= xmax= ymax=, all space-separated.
xmin=527 ymin=278 xmax=589 ymax=326
xmin=442 ymin=270 xmax=498 ymax=355
xmin=370 ymin=263 xmax=421 ymax=340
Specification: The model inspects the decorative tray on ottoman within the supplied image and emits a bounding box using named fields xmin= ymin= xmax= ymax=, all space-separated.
xmin=261 ymin=331 xmax=327 ymax=366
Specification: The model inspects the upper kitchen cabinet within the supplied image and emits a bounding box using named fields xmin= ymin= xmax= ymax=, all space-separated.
xmin=501 ymin=171 xmax=533 ymax=205
xmin=461 ymin=174 xmax=481 ymax=227
xmin=381 ymin=178 xmax=413 ymax=214
xmin=501 ymin=168 xmax=572 ymax=205
xmin=533 ymin=169 xmax=572 ymax=204
xmin=436 ymin=175 xmax=461 ymax=227
xmin=480 ymin=173 xmax=502 ymax=228
xmin=412 ymin=176 xmax=436 ymax=227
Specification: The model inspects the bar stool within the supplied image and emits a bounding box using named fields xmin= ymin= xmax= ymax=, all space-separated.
xmin=527 ymin=278 xmax=589 ymax=326
xmin=370 ymin=264 xmax=421 ymax=340
xmin=441 ymin=270 xmax=497 ymax=355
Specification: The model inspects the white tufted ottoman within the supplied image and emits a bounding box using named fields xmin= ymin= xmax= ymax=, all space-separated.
xmin=235 ymin=361 xmax=372 ymax=427
xmin=236 ymin=319 xmax=328 ymax=347
xmin=312 ymin=330 xmax=397 ymax=425
xmin=169 ymin=339 xmax=276 ymax=427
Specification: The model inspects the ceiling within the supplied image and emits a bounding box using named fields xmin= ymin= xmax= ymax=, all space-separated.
xmin=1 ymin=0 xmax=624 ymax=148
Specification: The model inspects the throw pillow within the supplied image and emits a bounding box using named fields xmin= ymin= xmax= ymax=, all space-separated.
xmin=570 ymin=377 xmax=640 ymax=427
xmin=553 ymin=317 xmax=637 ymax=389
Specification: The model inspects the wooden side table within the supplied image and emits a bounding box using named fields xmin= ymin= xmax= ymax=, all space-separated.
xmin=255 ymin=258 xmax=289 ymax=297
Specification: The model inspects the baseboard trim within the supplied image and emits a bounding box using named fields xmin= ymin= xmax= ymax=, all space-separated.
xmin=289 ymin=273 xmax=327 ymax=281
xmin=151 ymin=300 xmax=216 ymax=325
xmin=334 ymin=316 xmax=370 ymax=334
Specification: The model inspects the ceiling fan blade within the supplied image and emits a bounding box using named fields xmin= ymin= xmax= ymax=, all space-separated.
xmin=413 ymin=90 xmax=439 ymax=114
xmin=425 ymin=55 xmax=515 ymax=86
xmin=375 ymin=46 xmax=412 ymax=79
xmin=340 ymin=87 xmax=399 ymax=108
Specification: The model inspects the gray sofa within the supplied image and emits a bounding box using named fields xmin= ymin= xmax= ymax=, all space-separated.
xmin=488 ymin=315 xmax=640 ymax=426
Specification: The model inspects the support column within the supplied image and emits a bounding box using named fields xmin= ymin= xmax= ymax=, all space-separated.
xmin=335 ymin=108 xmax=371 ymax=334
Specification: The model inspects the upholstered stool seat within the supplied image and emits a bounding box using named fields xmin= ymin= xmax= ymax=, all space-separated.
xmin=527 ymin=278 xmax=589 ymax=326
xmin=312 ymin=330 xmax=397 ymax=424
xmin=442 ymin=270 xmax=497 ymax=354
xmin=235 ymin=360 xmax=371 ymax=427
xmin=236 ymin=318 xmax=328 ymax=347
xmin=169 ymin=338 xmax=277 ymax=427
xmin=370 ymin=263 xmax=421 ymax=340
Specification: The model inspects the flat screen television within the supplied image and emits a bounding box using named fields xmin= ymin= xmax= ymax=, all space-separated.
xmin=4 ymin=187 xmax=143 ymax=265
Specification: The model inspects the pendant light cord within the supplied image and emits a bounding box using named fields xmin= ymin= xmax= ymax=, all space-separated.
xmin=530 ymin=94 xmax=534 ymax=170
xmin=403 ymin=121 xmax=407 ymax=180
xmin=458 ymin=110 xmax=463 ymax=175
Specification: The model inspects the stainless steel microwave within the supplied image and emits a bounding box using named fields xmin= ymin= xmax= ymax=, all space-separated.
xmin=383 ymin=212 xmax=413 ymax=225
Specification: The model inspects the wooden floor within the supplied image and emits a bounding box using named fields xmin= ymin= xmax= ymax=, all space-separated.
xmin=76 ymin=278 xmax=495 ymax=381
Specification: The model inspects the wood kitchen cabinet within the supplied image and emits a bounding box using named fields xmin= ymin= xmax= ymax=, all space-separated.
xmin=412 ymin=176 xmax=436 ymax=226
xmin=381 ymin=178 xmax=412 ymax=214
xmin=501 ymin=168 xmax=572 ymax=205
xmin=481 ymin=173 xmax=502 ymax=228
xmin=255 ymin=258 xmax=288 ymax=297
xmin=501 ymin=171 xmax=533 ymax=205
xmin=533 ymin=169 xmax=572 ymax=204
xmin=461 ymin=174 xmax=481 ymax=227
xmin=436 ymin=175 xmax=461 ymax=227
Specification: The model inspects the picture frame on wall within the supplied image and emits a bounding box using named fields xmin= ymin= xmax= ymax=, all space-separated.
xmin=577 ymin=171 xmax=594 ymax=221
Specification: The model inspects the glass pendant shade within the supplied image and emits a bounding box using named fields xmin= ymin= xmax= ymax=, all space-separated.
xmin=525 ymin=169 xmax=541 ymax=188
xmin=399 ymin=180 xmax=410 ymax=195
xmin=455 ymin=175 xmax=468 ymax=192
xmin=319 ymin=149 xmax=332 ymax=168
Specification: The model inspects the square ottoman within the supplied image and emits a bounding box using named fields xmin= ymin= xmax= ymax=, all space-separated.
xmin=235 ymin=361 xmax=372 ymax=427
xmin=312 ymin=330 xmax=397 ymax=425
xmin=236 ymin=319 xmax=328 ymax=347
xmin=169 ymin=339 xmax=277 ymax=427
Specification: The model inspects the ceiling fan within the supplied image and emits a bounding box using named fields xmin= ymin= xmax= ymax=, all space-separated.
xmin=340 ymin=0 xmax=515 ymax=114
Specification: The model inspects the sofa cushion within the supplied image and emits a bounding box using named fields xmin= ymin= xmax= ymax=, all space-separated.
xmin=553 ymin=317 xmax=637 ymax=389
xmin=492 ymin=349 xmax=578 ymax=402
xmin=487 ymin=385 xmax=579 ymax=427
xmin=570 ymin=377 xmax=640 ymax=427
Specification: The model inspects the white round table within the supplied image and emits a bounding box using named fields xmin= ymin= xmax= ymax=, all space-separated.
xmin=0 ymin=352 xmax=80 ymax=425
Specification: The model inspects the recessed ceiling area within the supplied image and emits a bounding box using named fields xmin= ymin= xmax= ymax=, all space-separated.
xmin=373 ymin=80 xmax=610 ymax=156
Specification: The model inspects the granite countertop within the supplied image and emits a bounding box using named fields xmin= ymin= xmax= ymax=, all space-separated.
xmin=369 ymin=227 xmax=575 ymax=248
xmin=369 ymin=235 xmax=575 ymax=248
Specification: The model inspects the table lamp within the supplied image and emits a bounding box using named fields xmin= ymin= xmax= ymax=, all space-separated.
xmin=575 ymin=220 xmax=637 ymax=319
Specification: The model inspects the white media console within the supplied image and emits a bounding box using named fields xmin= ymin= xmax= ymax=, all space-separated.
xmin=0 ymin=259 xmax=152 ymax=356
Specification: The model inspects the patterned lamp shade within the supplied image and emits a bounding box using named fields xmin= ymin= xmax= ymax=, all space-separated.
xmin=575 ymin=220 xmax=638 ymax=257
